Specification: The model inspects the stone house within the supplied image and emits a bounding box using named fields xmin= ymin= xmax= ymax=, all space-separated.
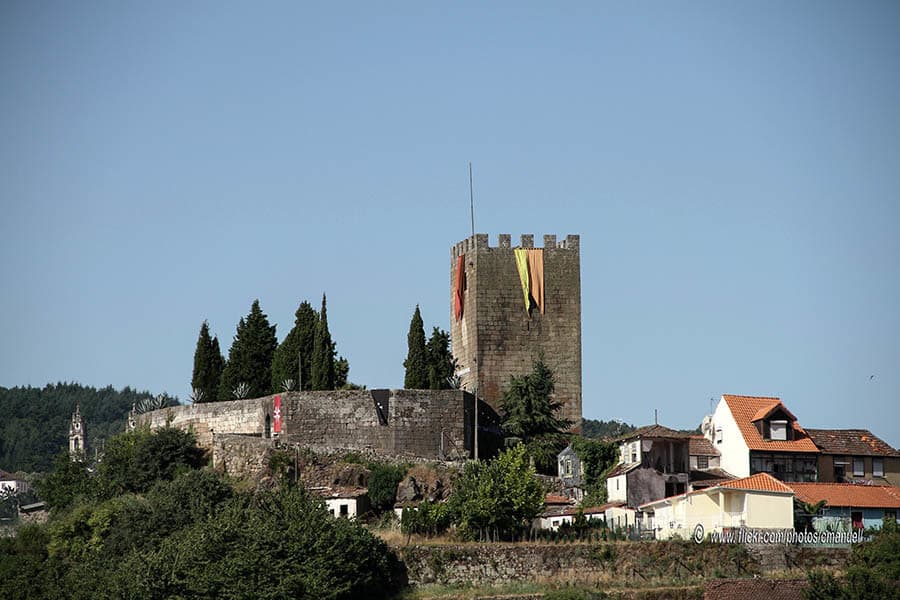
xmin=556 ymin=444 xmax=584 ymax=500
xmin=606 ymin=424 xmax=691 ymax=509
xmin=805 ymin=428 xmax=900 ymax=487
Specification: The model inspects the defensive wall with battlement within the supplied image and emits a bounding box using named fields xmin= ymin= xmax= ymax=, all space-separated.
xmin=135 ymin=389 xmax=501 ymax=463
xmin=450 ymin=233 xmax=582 ymax=430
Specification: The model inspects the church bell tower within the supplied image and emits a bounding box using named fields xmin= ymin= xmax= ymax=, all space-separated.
xmin=69 ymin=404 xmax=87 ymax=459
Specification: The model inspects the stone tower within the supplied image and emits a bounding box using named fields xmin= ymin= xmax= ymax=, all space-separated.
xmin=69 ymin=404 xmax=87 ymax=459
xmin=450 ymin=233 xmax=582 ymax=431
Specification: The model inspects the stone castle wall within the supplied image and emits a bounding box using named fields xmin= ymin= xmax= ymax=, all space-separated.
xmin=136 ymin=389 xmax=495 ymax=462
xmin=451 ymin=234 xmax=582 ymax=430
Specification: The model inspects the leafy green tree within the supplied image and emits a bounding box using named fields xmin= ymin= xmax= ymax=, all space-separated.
xmin=271 ymin=300 xmax=319 ymax=392
xmin=425 ymin=327 xmax=457 ymax=390
xmin=95 ymin=428 xmax=206 ymax=497
xmin=121 ymin=486 xmax=407 ymax=599
xmin=310 ymin=294 xmax=337 ymax=390
xmin=404 ymin=305 xmax=428 ymax=389
xmin=804 ymin=518 xmax=900 ymax=598
xmin=501 ymin=359 xmax=571 ymax=439
xmin=500 ymin=359 xmax=572 ymax=473
xmin=449 ymin=444 xmax=543 ymax=540
xmin=368 ymin=464 xmax=407 ymax=511
xmin=35 ymin=452 xmax=92 ymax=510
xmin=581 ymin=418 xmax=636 ymax=439
xmin=570 ymin=437 xmax=619 ymax=506
xmin=191 ymin=321 xmax=224 ymax=403
xmin=219 ymin=299 xmax=278 ymax=400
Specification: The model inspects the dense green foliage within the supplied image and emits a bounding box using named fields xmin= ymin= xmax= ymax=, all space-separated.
xmin=271 ymin=300 xmax=318 ymax=392
xmin=0 ymin=383 xmax=176 ymax=473
xmin=191 ymin=320 xmax=225 ymax=403
xmin=425 ymin=327 xmax=457 ymax=390
xmin=218 ymin=299 xmax=278 ymax=400
xmin=404 ymin=305 xmax=429 ymax=389
xmin=310 ymin=294 xmax=336 ymax=390
xmin=570 ymin=437 xmax=619 ymax=506
xmin=1 ymin=430 xmax=406 ymax=600
xmin=581 ymin=418 xmax=636 ymax=439
xmin=367 ymin=463 xmax=407 ymax=511
xmin=500 ymin=359 xmax=571 ymax=473
xmin=449 ymin=444 xmax=543 ymax=540
xmin=804 ymin=518 xmax=900 ymax=599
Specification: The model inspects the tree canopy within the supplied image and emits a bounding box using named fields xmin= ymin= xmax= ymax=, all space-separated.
xmin=191 ymin=320 xmax=224 ymax=403
xmin=218 ymin=299 xmax=278 ymax=400
xmin=271 ymin=300 xmax=318 ymax=392
xmin=403 ymin=305 xmax=428 ymax=389
xmin=426 ymin=327 xmax=457 ymax=390
xmin=310 ymin=294 xmax=336 ymax=390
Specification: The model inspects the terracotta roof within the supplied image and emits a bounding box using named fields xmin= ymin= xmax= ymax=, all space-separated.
xmin=704 ymin=578 xmax=808 ymax=600
xmin=717 ymin=472 xmax=794 ymax=494
xmin=641 ymin=473 xmax=792 ymax=509
xmin=805 ymin=428 xmax=900 ymax=458
xmin=689 ymin=435 xmax=720 ymax=457
xmin=0 ymin=469 xmax=13 ymax=481
xmin=606 ymin=462 xmax=641 ymax=478
xmin=544 ymin=494 xmax=575 ymax=506
xmin=789 ymin=483 xmax=900 ymax=509
xmin=616 ymin=424 xmax=692 ymax=442
xmin=721 ymin=395 xmax=819 ymax=453
xmin=689 ymin=468 xmax=735 ymax=486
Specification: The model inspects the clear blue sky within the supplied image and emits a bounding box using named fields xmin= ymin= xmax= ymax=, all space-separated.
xmin=2 ymin=2 xmax=899 ymax=446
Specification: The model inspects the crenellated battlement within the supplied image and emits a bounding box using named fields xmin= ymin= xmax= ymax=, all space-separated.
xmin=451 ymin=233 xmax=580 ymax=257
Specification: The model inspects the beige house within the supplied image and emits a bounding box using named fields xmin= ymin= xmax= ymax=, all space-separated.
xmin=640 ymin=473 xmax=794 ymax=540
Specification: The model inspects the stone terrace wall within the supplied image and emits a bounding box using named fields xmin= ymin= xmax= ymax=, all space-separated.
xmin=399 ymin=542 xmax=850 ymax=587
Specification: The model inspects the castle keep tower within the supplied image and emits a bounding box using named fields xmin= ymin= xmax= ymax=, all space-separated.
xmin=450 ymin=233 xmax=582 ymax=430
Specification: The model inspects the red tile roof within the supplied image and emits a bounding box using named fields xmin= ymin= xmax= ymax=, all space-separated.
xmin=689 ymin=435 xmax=720 ymax=457
xmin=789 ymin=483 xmax=900 ymax=509
xmin=722 ymin=395 xmax=819 ymax=453
xmin=544 ymin=494 xmax=574 ymax=506
xmin=616 ymin=424 xmax=692 ymax=442
xmin=717 ymin=472 xmax=794 ymax=494
xmin=805 ymin=429 xmax=900 ymax=457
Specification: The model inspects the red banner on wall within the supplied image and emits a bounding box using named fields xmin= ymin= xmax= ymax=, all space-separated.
xmin=273 ymin=395 xmax=282 ymax=434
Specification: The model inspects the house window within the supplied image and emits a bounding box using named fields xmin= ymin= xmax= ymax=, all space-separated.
xmin=697 ymin=455 xmax=709 ymax=470
xmin=339 ymin=504 xmax=349 ymax=517
xmin=873 ymin=458 xmax=884 ymax=478
xmin=715 ymin=428 xmax=723 ymax=444
xmin=562 ymin=457 xmax=573 ymax=478
xmin=769 ymin=420 xmax=788 ymax=441
xmin=885 ymin=510 xmax=897 ymax=522
xmin=852 ymin=458 xmax=865 ymax=477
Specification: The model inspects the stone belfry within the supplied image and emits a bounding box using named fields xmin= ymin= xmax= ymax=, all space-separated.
xmin=450 ymin=233 xmax=582 ymax=431
xmin=69 ymin=404 xmax=87 ymax=459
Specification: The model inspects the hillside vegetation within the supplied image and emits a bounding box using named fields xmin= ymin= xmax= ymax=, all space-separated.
xmin=0 ymin=383 xmax=176 ymax=472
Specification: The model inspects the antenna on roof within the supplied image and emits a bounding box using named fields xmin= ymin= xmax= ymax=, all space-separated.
xmin=654 ymin=409 xmax=658 ymax=425
xmin=468 ymin=162 xmax=475 ymax=239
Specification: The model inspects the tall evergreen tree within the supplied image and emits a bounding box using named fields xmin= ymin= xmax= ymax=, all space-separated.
xmin=310 ymin=294 xmax=335 ymax=390
xmin=218 ymin=300 xmax=278 ymax=400
xmin=500 ymin=358 xmax=571 ymax=439
xmin=403 ymin=305 xmax=428 ymax=389
xmin=425 ymin=327 xmax=456 ymax=390
xmin=191 ymin=321 xmax=224 ymax=403
xmin=271 ymin=301 xmax=319 ymax=392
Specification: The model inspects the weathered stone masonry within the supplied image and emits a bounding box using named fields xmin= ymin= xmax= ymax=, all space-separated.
xmin=135 ymin=389 xmax=501 ymax=464
xmin=451 ymin=234 xmax=582 ymax=430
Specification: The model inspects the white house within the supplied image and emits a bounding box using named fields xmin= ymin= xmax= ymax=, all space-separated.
xmin=606 ymin=425 xmax=691 ymax=509
xmin=312 ymin=487 xmax=369 ymax=519
xmin=703 ymin=395 xmax=818 ymax=482
xmin=0 ymin=469 xmax=28 ymax=495
xmin=640 ymin=472 xmax=795 ymax=540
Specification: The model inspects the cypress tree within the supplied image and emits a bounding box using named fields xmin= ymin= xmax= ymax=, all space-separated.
xmin=425 ymin=327 xmax=456 ymax=390
xmin=191 ymin=321 xmax=224 ymax=403
xmin=219 ymin=300 xmax=278 ymax=400
xmin=403 ymin=305 xmax=428 ymax=389
xmin=310 ymin=294 xmax=335 ymax=390
xmin=272 ymin=300 xmax=319 ymax=392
